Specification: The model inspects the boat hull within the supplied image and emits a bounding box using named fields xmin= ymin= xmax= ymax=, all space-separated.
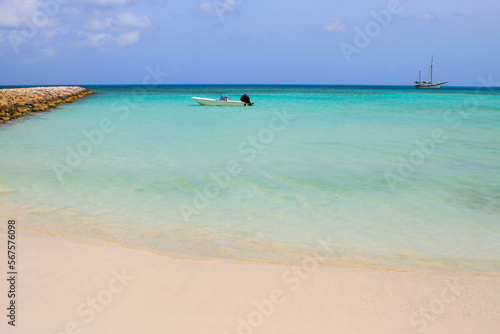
xmin=191 ymin=97 xmax=247 ymax=106
xmin=415 ymin=84 xmax=442 ymax=89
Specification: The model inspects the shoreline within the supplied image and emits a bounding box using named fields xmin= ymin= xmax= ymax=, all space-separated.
xmin=0 ymin=228 xmax=498 ymax=333
xmin=18 ymin=226 xmax=500 ymax=277
xmin=0 ymin=86 xmax=95 ymax=124
xmin=0 ymin=201 xmax=497 ymax=276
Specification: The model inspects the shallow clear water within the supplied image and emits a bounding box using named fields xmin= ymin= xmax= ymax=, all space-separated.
xmin=1 ymin=85 xmax=499 ymax=272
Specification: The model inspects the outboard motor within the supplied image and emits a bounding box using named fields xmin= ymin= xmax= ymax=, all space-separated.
xmin=240 ymin=94 xmax=253 ymax=106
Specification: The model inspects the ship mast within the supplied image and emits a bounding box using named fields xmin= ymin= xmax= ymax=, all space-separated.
xmin=430 ymin=55 xmax=433 ymax=83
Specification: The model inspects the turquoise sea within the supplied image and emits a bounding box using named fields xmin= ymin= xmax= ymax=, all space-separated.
xmin=1 ymin=85 xmax=499 ymax=273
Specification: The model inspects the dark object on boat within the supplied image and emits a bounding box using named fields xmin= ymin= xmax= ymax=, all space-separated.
xmin=240 ymin=94 xmax=254 ymax=106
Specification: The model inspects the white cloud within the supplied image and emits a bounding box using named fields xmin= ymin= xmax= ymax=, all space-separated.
xmin=116 ymin=30 xmax=139 ymax=46
xmin=199 ymin=2 xmax=215 ymax=15
xmin=84 ymin=18 xmax=113 ymax=31
xmin=78 ymin=11 xmax=149 ymax=48
xmin=417 ymin=13 xmax=439 ymax=22
xmin=82 ymin=12 xmax=150 ymax=31
xmin=113 ymin=12 xmax=150 ymax=28
xmin=0 ymin=1 xmax=150 ymax=54
xmin=76 ymin=31 xmax=113 ymax=47
xmin=0 ymin=0 xmax=38 ymax=28
xmin=75 ymin=30 xmax=140 ymax=48
xmin=198 ymin=0 xmax=239 ymax=16
xmin=323 ymin=20 xmax=346 ymax=33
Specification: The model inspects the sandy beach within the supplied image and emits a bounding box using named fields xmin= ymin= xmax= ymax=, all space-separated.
xmin=0 ymin=228 xmax=497 ymax=334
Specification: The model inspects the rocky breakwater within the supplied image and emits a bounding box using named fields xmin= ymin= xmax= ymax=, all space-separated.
xmin=0 ymin=86 xmax=95 ymax=124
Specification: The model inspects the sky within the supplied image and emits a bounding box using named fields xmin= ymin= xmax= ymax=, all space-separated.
xmin=0 ymin=0 xmax=499 ymax=86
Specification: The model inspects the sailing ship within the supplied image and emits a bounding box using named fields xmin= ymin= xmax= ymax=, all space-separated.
xmin=414 ymin=56 xmax=448 ymax=88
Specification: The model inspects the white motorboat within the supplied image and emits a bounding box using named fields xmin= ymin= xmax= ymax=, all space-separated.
xmin=191 ymin=95 xmax=254 ymax=106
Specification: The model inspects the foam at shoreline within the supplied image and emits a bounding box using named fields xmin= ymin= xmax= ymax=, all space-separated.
xmin=2 ymin=199 xmax=498 ymax=275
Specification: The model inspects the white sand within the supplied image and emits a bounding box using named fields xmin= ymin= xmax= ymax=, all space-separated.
xmin=0 ymin=229 xmax=498 ymax=334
